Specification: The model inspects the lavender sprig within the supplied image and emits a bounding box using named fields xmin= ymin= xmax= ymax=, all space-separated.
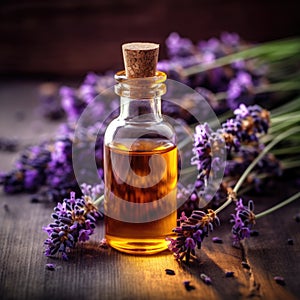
xmin=220 ymin=103 xmax=270 ymax=154
xmin=167 ymin=209 xmax=220 ymax=263
xmin=43 ymin=184 xmax=103 ymax=260
xmin=230 ymin=198 xmax=255 ymax=247
xmin=215 ymin=126 xmax=300 ymax=215
xmin=159 ymin=32 xmax=279 ymax=112
xmin=183 ymin=104 xmax=272 ymax=212
xmin=230 ymin=191 xmax=300 ymax=246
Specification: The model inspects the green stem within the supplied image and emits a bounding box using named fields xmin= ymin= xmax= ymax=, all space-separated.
xmin=268 ymin=121 xmax=300 ymax=136
xmin=215 ymin=92 xmax=227 ymax=101
xmin=180 ymin=166 xmax=196 ymax=175
xmin=272 ymin=146 xmax=300 ymax=155
xmin=93 ymin=194 xmax=104 ymax=207
xmin=259 ymin=81 xmax=300 ymax=92
xmin=269 ymin=122 xmax=300 ymax=134
xmin=215 ymin=126 xmax=300 ymax=214
xmin=235 ymin=186 xmax=251 ymax=196
xmin=256 ymin=192 xmax=300 ymax=219
xmin=182 ymin=37 xmax=300 ymax=77
xmin=282 ymin=160 xmax=300 ymax=169
xmin=217 ymin=111 xmax=234 ymax=124
xmin=233 ymin=127 xmax=300 ymax=193
xmin=271 ymin=97 xmax=300 ymax=117
xmin=215 ymin=81 xmax=300 ymax=101
xmin=271 ymin=113 xmax=300 ymax=123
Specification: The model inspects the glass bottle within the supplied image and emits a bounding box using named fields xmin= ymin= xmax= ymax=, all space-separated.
xmin=104 ymin=43 xmax=178 ymax=254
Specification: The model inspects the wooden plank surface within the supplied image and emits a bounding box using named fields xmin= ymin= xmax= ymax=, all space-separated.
xmin=0 ymin=81 xmax=300 ymax=300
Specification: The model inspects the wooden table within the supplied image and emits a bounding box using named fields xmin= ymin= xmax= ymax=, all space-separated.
xmin=0 ymin=80 xmax=299 ymax=300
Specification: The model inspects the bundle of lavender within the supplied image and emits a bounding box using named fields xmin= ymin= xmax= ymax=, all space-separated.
xmin=0 ymin=33 xmax=299 ymax=261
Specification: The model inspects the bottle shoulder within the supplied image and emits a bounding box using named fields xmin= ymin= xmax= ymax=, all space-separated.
xmin=104 ymin=118 xmax=176 ymax=145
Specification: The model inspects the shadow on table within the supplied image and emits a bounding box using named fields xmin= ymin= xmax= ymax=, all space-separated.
xmin=178 ymin=249 xmax=245 ymax=299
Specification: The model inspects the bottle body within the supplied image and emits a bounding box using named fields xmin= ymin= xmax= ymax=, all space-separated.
xmin=104 ymin=72 xmax=178 ymax=254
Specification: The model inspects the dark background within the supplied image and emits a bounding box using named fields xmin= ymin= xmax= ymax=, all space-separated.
xmin=1 ymin=0 xmax=300 ymax=77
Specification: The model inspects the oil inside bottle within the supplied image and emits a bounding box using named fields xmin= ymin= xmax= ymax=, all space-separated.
xmin=104 ymin=138 xmax=177 ymax=254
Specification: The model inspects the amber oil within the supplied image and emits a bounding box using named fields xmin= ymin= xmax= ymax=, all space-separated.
xmin=104 ymin=138 xmax=177 ymax=254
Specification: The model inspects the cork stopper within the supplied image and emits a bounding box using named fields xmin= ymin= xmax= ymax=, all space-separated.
xmin=122 ymin=42 xmax=159 ymax=78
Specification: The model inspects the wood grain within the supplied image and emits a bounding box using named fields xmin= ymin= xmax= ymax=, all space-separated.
xmin=0 ymin=81 xmax=300 ymax=300
xmin=1 ymin=0 xmax=300 ymax=76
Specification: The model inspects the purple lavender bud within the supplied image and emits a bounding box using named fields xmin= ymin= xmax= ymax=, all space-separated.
xmin=190 ymin=193 xmax=197 ymax=201
xmin=166 ymin=32 xmax=194 ymax=57
xmin=193 ymin=230 xmax=203 ymax=243
xmin=183 ymin=280 xmax=195 ymax=291
xmin=200 ymin=273 xmax=212 ymax=285
xmin=185 ymin=237 xmax=196 ymax=250
xmin=234 ymin=103 xmax=249 ymax=118
xmin=274 ymin=276 xmax=285 ymax=286
xmin=241 ymin=261 xmax=250 ymax=270
xmin=62 ymin=252 xmax=69 ymax=261
xmin=177 ymin=211 xmax=188 ymax=222
xmin=45 ymin=263 xmax=56 ymax=271
xmin=198 ymin=37 xmax=220 ymax=52
xmin=165 ymin=269 xmax=176 ymax=275
xmin=220 ymin=32 xmax=240 ymax=46
xmin=78 ymin=229 xmax=91 ymax=242
xmin=212 ymin=237 xmax=223 ymax=244
xmin=239 ymin=227 xmax=251 ymax=239
xmin=225 ymin=271 xmax=234 ymax=278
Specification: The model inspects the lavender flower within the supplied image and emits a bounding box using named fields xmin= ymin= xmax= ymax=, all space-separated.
xmin=43 ymin=185 xmax=103 ymax=260
xmin=167 ymin=209 xmax=220 ymax=263
xmin=198 ymin=37 xmax=221 ymax=54
xmin=220 ymin=104 xmax=270 ymax=154
xmin=0 ymin=114 xmax=107 ymax=203
xmin=160 ymin=32 xmax=270 ymax=114
xmin=79 ymin=72 xmax=99 ymax=104
xmin=38 ymin=83 xmax=64 ymax=120
xmin=191 ymin=123 xmax=213 ymax=184
xmin=59 ymin=72 xmax=116 ymax=123
xmin=177 ymin=184 xmax=200 ymax=216
xmin=46 ymin=138 xmax=76 ymax=190
xmin=166 ymin=32 xmax=195 ymax=58
xmin=231 ymin=198 xmax=255 ymax=247
xmin=220 ymin=32 xmax=240 ymax=47
xmin=192 ymin=123 xmax=226 ymax=184
xmin=24 ymin=169 xmax=41 ymax=191
xmin=1 ymin=145 xmax=51 ymax=194
xmin=60 ymin=86 xmax=83 ymax=123
xmin=188 ymin=122 xmax=226 ymax=209
xmin=181 ymin=104 xmax=271 ymax=214
xmin=227 ymin=71 xmax=255 ymax=110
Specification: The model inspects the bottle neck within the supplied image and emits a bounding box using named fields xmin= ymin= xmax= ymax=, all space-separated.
xmin=115 ymin=71 xmax=166 ymax=124
xmin=119 ymin=96 xmax=162 ymax=123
